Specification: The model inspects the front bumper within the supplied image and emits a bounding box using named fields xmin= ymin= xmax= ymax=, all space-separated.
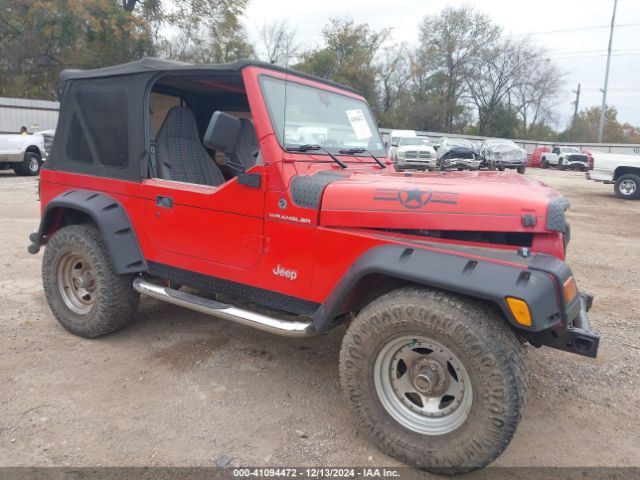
xmin=396 ymin=158 xmax=435 ymax=170
xmin=494 ymin=160 xmax=525 ymax=169
xmin=440 ymin=158 xmax=482 ymax=169
xmin=563 ymin=161 xmax=588 ymax=170
xmin=527 ymin=292 xmax=599 ymax=358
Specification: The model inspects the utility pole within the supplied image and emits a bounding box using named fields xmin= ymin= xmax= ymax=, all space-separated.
xmin=597 ymin=0 xmax=618 ymax=143
xmin=572 ymin=83 xmax=581 ymax=126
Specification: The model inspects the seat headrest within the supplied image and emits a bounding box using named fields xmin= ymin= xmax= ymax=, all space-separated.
xmin=158 ymin=106 xmax=200 ymax=141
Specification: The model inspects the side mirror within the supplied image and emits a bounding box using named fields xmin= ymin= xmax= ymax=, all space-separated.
xmin=204 ymin=111 xmax=241 ymax=152
xmin=433 ymin=145 xmax=439 ymax=151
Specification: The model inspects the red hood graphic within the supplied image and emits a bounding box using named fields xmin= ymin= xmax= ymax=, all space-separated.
xmin=319 ymin=170 xmax=563 ymax=233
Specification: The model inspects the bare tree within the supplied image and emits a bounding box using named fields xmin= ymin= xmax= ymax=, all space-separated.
xmin=379 ymin=43 xmax=411 ymax=114
xmin=258 ymin=20 xmax=298 ymax=66
xmin=466 ymin=38 xmax=532 ymax=135
xmin=512 ymin=54 xmax=564 ymax=138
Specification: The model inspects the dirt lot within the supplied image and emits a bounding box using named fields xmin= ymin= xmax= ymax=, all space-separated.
xmin=0 ymin=168 xmax=639 ymax=471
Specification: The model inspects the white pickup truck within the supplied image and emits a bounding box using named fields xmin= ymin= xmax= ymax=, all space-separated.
xmin=0 ymin=133 xmax=47 ymax=176
xmin=540 ymin=145 xmax=589 ymax=171
xmin=586 ymin=152 xmax=640 ymax=199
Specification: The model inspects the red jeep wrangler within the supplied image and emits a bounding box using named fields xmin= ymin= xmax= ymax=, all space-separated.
xmin=29 ymin=58 xmax=598 ymax=473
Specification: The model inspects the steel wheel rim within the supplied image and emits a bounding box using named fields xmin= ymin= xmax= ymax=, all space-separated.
xmin=620 ymin=179 xmax=636 ymax=195
xmin=28 ymin=156 xmax=39 ymax=172
xmin=56 ymin=252 xmax=96 ymax=314
xmin=374 ymin=335 xmax=472 ymax=435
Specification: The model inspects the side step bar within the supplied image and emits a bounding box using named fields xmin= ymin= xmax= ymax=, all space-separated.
xmin=133 ymin=278 xmax=317 ymax=338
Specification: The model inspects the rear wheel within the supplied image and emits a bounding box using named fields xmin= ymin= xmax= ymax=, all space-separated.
xmin=42 ymin=224 xmax=139 ymax=338
xmin=340 ymin=288 xmax=527 ymax=474
xmin=614 ymin=174 xmax=640 ymax=200
xmin=13 ymin=152 xmax=41 ymax=176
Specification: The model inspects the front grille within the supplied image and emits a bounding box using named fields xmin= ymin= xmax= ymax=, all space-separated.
xmin=405 ymin=151 xmax=432 ymax=159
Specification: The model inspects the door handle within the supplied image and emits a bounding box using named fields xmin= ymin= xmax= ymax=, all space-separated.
xmin=156 ymin=195 xmax=173 ymax=208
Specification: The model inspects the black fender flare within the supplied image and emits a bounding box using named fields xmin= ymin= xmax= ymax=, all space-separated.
xmin=312 ymin=245 xmax=567 ymax=334
xmin=30 ymin=190 xmax=146 ymax=275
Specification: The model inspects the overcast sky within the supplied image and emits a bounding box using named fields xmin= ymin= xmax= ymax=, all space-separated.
xmin=244 ymin=0 xmax=640 ymax=129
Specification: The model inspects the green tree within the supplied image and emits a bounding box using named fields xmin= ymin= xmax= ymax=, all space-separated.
xmin=0 ymin=0 xmax=152 ymax=99
xmin=295 ymin=19 xmax=388 ymax=110
xmin=160 ymin=8 xmax=254 ymax=63
xmin=560 ymin=106 xmax=626 ymax=143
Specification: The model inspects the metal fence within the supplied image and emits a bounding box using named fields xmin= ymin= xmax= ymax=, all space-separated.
xmin=0 ymin=97 xmax=60 ymax=134
xmin=379 ymin=128 xmax=640 ymax=156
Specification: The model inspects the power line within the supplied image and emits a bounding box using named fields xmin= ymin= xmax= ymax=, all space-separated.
xmin=510 ymin=22 xmax=640 ymax=36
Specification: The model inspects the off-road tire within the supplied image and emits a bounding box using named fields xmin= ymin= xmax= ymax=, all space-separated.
xmin=13 ymin=152 xmax=41 ymax=176
xmin=614 ymin=173 xmax=640 ymax=200
xmin=517 ymin=165 xmax=526 ymax=174
xmin=42 ymin=224 xmax=139 ymax=338
xmin=339 ymin=287 xmax=528 ymax=474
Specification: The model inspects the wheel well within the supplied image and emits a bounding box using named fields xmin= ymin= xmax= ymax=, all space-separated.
xmin=25 ymin=146 xmax=41 ymax=158
xmin=42 ymin=207 xmax=94 ymax=240
xmin=335 ymin=272 xmax=508 ymax=326
xmin=613 ymin=166 xmax=640 ymax=180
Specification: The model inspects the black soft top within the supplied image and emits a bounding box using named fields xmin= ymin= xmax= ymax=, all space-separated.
xmin=60 ymin=57 xmax=360 ymax=95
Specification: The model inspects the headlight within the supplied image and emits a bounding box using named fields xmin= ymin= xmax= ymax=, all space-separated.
xmin=495 ymin=152 xmax=502 ymax=159
xmin=397 ymin=151 xmax=405 ymax=158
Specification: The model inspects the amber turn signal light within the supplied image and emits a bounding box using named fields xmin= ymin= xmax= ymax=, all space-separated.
xmin=506 ymin=297 xmax=532 ymax=327
xmin=563 ymin=276 xmax=578 ymax=304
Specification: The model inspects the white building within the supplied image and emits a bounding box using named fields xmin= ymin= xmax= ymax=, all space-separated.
xmin=0 ymin=97 xmax=59 ymax=134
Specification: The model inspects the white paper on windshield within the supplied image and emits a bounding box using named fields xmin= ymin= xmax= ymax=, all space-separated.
xmin=345 ymin=109 xmax=373 ymax=140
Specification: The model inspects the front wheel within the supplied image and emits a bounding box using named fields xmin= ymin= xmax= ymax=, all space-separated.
xmin=614 ymin=174 xmax=640 ymax=200
xmin=13 ymin=152 xmax=41 ymax=176
xmin=517 ymin=165 xmax=526 ymax=174
xmin=42 ymin=224 xmax=139 ymax=338
xmin=339 ymin=288 xmax=527 ymax=474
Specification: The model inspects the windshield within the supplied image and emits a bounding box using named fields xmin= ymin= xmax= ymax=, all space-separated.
xmin=486 ymin=139 xmax=518 ymax=149
xmin=447 ymin=138 xmax=474 ymax=148
xmin=399 ymin=137 xmax=430 ymax=146
xmin=563 ymin=147 xmax=581 ymax=153
xmin=260 ymin=75 xmax=385 ymax=155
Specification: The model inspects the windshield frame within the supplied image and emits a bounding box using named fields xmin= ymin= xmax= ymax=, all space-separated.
xmin=257 ymin=73 xmax=386 ymax=159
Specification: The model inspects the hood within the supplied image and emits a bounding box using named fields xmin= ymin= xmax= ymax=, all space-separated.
xmin=488 ymin=144 xmax=524 ymax=154
xmin=319 ymin=170 xmax=563 ymax=233
xmin=396 ymin=144 xmax=435 ymax=152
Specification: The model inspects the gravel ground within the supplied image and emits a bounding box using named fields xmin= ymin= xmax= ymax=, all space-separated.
xmin=0 ymin=168 xmax=638 ymax=471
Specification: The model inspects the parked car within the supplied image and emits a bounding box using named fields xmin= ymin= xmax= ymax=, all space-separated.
xmin=529 ymin=146 xmax=550 ymax=168
xmin=435 ymin=137 xmax=481 ymax=170
xmin=586 ymin=152 xmax=640 ymax=199
xmin=28 ymin=57 xmax=598 ymax=473
xmin=0 ymin=132 xmax=47 ymax=175
xmin=391 ymin=135 xmax=437 ymax=171
xmin=479 ymin=139 xmax=527 ymax=173
xmin=540 ymin=146 xmax=589 ymax=171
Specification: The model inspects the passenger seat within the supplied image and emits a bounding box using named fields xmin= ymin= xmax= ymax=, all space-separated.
xmin=155 ymin=106 xmax=225 ymax=186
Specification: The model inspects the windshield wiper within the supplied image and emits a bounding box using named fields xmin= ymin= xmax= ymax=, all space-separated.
xmin=338 ymin=148 xmax=386 ymax=169
xmin=286 ymin=144 xmax=347 ymax=169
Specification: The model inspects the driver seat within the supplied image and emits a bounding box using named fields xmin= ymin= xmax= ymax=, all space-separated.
xmin=155 ymin=106 xmax=225 ymax=186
